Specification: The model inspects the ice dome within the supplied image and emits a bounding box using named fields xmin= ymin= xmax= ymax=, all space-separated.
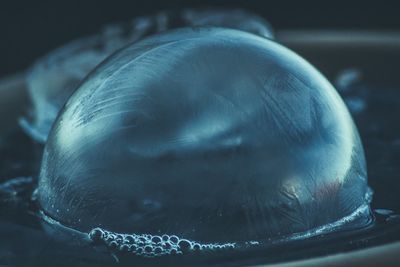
xmin=23 ymin=9 xmax=273 ymax=143
xmin=37 ymin=28 xmax=370 ymax=245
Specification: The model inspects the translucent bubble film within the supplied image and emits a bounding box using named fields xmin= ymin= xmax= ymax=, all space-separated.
xmin=21 ymin=9 xmax=273 ymax=143
xmin=37 ymin=28 xmax=371 ymax=255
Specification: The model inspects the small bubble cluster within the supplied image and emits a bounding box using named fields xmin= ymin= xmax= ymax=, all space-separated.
xmin=88 ymin=228 xmax=236 ymax=257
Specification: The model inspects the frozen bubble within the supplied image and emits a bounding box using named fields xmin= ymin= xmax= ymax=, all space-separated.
xmin=38 ymin=28 xmax=371 ymax=248
xmin=22 ymin=9 xmax=273 ymax=143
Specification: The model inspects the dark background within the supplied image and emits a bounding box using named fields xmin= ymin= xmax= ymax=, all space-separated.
xmin=1 ymin=0 xmax=400 ymax=77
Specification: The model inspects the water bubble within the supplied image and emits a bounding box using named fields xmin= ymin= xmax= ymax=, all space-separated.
xmin=88 ymin=227 xmax=104 ymax=243
xmin=169 ymin=236 xmax=179 ymax=244
xmin=177 ymin=239 xmax=192 ymax=252
xmin=86 ymin=229 xmax=237 ymax=257
xmin=119 ymin=244 xmax=130 ymax=252
xmin=108 ymin=241 xmax=118 ymax=249
xmin=37 ymin=28 xmax=371 ymax=257
xmin=152 ymin=236 xmax=162 ymax=244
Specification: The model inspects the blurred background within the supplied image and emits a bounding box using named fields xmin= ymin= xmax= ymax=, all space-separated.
xmin=1 ymin=0 xmax=400 ymax=77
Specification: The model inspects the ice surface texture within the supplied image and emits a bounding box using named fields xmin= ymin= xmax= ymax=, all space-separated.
xmin=38 ymin=28 xmax=370 ymax=243
xmin=23 ymin=9 xmax=273 ymax=143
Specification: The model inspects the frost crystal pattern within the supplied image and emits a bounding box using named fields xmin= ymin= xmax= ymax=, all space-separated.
xmin=38 ymin=28 xmax=370 ymax=245
xmin=23 ymin=9 xmax=273 ymax=143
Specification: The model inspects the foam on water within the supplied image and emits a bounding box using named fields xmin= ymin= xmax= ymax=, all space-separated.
xmin=88 ymin=228 xmax=236 ymax=257
xmin=37 ymin=189 xmax=373 ymax=258
xmin=82 ymin=190 xmax=372 ymax=258
xmin=0 ymin=174 xmax=373 ymax=260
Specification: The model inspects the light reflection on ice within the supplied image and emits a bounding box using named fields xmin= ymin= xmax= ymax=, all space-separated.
xmin=21 ymin=9 xmax=273 ymax=143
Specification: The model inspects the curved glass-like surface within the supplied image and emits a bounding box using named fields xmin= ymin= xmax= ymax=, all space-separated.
xmin=23 ymin=9 xmax=273 ymax=143
xmin=37 ymin=28 xmax=370 ymax=256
